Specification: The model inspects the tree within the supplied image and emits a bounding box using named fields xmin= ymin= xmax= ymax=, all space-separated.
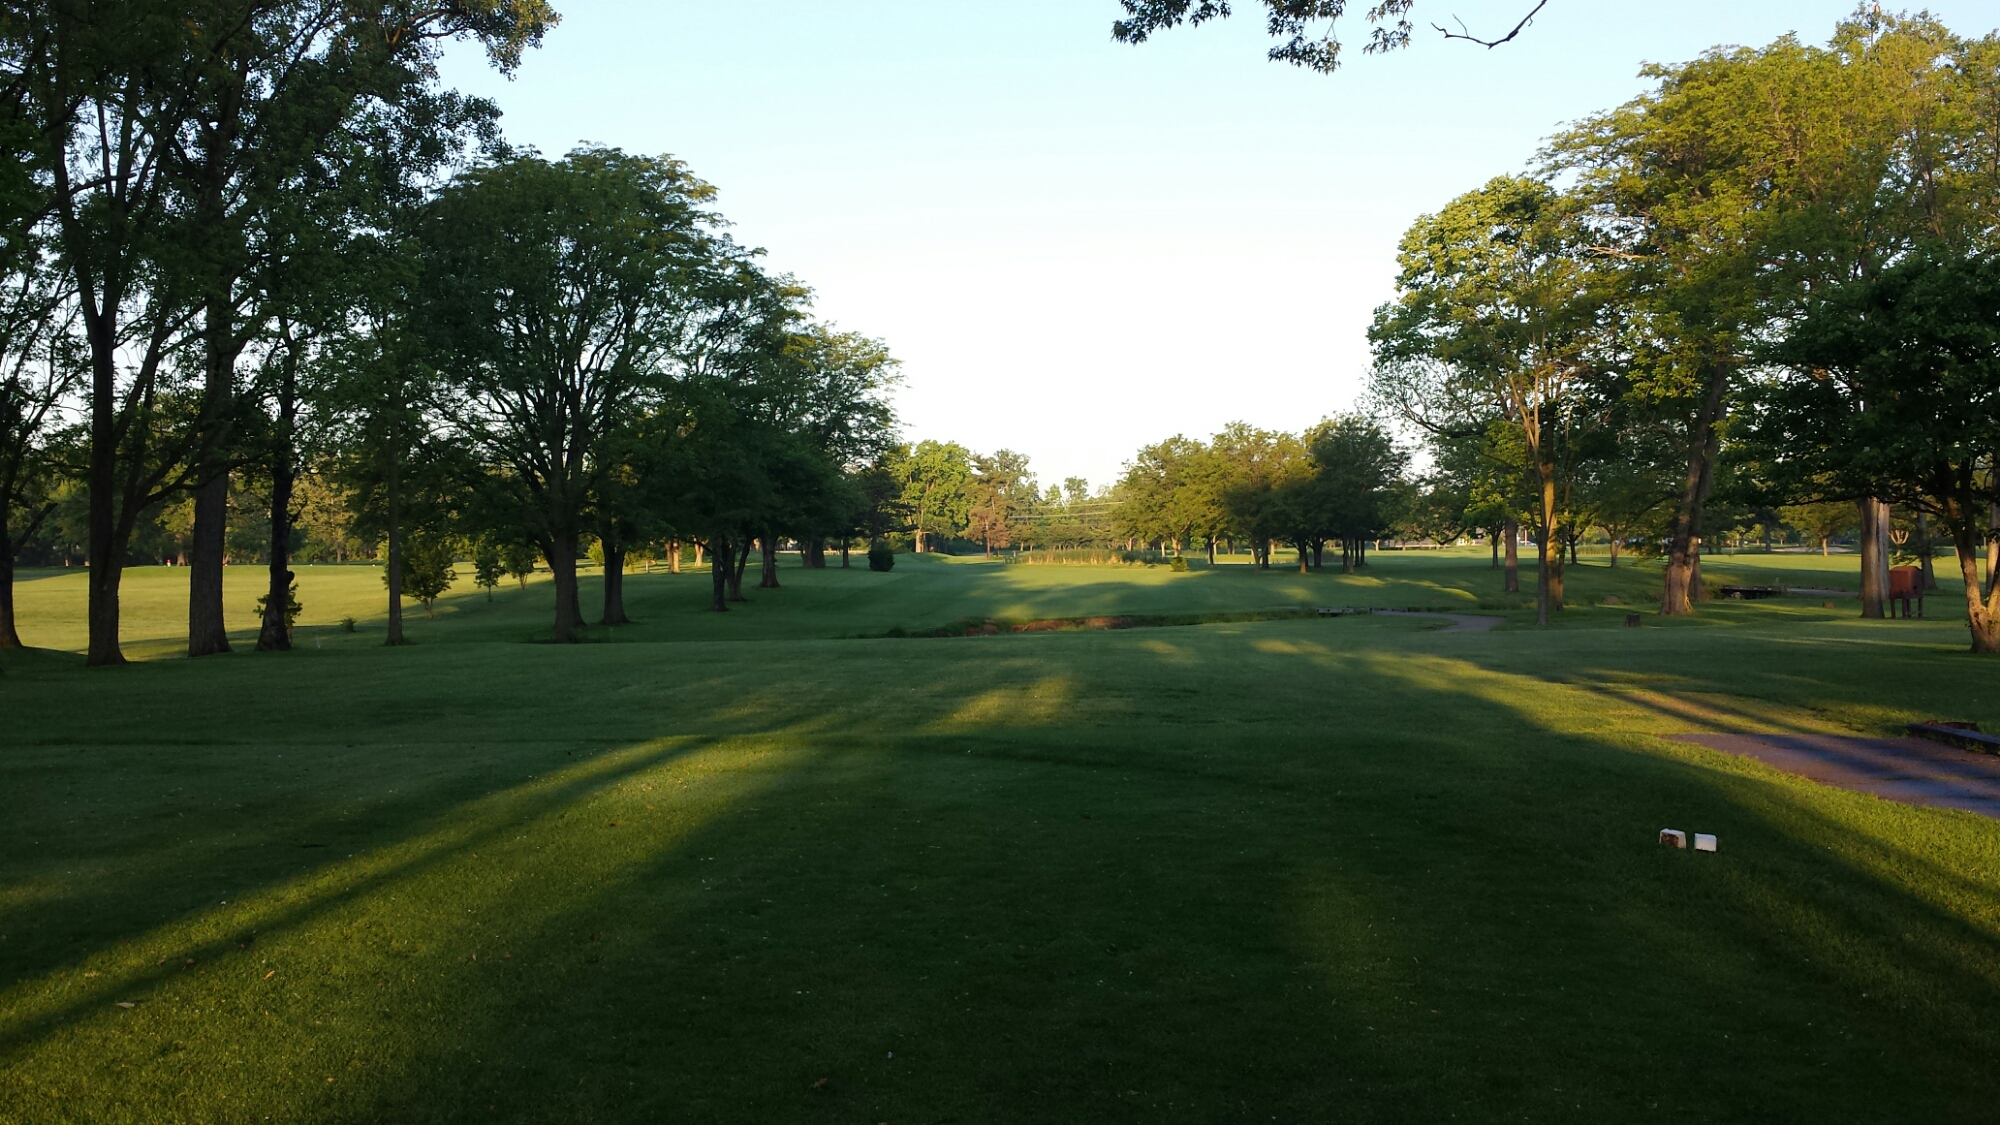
xmin=395 ymin=530 xmax=458 ymax=621
xmin=423 ymin=147 xmax=717 ymax=643
xmin=781 ymin=326 xmax=901 ymax=567
xmin=1116 ymin=436 xmax=1212 ymax=557
xmin=474 ymin=540 xmax=503 ymax=600
xmin=1780 ymin=501 xmax=1855 ymax=557
xmin=320 ymin=246 xmax=458 ymax=649
xmin=1549 ymin=12 xmax=1975 ymax=616
xmin=899 ymin=440 xmax=973 ymax=553
xmin=1749 ymin=252 xmax=2000 ymax=651
xmin=503 ymin=541 xmax=537 ymax=590
xmin=0 ymin=245 xmax=71 ymax=648
xmin=1212 ymin=425 xmax=1308 ymax=569
xmin=1305 ymin=413 xmax=1407 ymax=571
xmin=970 ymin=449 xmax=1034 ymax=557
xmin=1371 ymin=176 xmax=1604 ymax=624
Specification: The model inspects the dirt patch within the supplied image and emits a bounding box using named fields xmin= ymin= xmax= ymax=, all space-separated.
xmin=1010 ymin=615 xmax=1136 ymax=633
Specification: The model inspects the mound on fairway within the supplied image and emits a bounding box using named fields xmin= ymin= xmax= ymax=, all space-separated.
xmin=3 ymin=551 xmax=1997 ymax=1123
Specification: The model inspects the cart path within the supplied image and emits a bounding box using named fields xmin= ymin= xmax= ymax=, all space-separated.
xmin=1666 ymin=732 xmax=2000 ymax=819
xmin=1370 ymin=609 xmax=1505 ymax=633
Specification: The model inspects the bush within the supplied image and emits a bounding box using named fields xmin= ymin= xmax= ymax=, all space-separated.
xmin=868 ymin=543 xmax=895 ymax=572
xmin=1170 ymin=556 xmax=1189 ymax=572
xmin=254 ymin=577 xmax=302 ymax=636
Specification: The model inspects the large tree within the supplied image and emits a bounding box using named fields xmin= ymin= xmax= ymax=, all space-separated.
xmin=899 ymin=439 xmax=973 ymax=554
xmin=1548 ymin=11 xmax=1978 ymax=616
xmin=423 ymin=147 xmax=717 ymax=643
xmin=0 ymin=251 xmax=71 ymax=648
xmin=1749 ymin=252 xmax=2000 ymax=651
xmin=1371 ymin=175 xmax=1604 ymax=625
xmin=1305 ymin=413 xmax=1406 ymax=572
xmin=970 ymin=448 xmax=1034 ymax=558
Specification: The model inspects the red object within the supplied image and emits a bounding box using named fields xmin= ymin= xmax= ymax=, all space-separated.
xmin=1889 ymin=565 xmax=1924 ymax=618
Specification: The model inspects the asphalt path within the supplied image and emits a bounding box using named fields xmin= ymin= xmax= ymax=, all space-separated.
xmin=1666 ymin=732 xmax=2000 ymax=819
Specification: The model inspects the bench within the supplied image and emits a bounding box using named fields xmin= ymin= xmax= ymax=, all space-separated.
xmin=1720 ymin=585 xmax=1783 ymax=600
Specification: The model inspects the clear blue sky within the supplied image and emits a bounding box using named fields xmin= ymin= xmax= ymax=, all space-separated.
xmin=438 ymin=1 xmax=1997 ymax=491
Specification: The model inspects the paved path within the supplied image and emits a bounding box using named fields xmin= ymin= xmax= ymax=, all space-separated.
xmin=1666 ymin=732 xmax=2000 ymax=818
xmin=1370 ymin=609 xmax=1504 ymax=633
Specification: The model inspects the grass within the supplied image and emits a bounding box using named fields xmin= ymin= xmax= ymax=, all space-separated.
xmin=3 ymin=550 xmax=1998 ymax=1122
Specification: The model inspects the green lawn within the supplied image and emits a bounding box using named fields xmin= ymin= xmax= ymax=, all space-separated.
xmin=4 ymin=552 xmax=1998 ymax=1122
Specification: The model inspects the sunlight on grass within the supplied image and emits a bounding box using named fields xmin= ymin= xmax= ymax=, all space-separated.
xmin=934 ymin=676 xmax=1076 ymax=731
xmin=0 ymin=734 xmax=778 ymax=1121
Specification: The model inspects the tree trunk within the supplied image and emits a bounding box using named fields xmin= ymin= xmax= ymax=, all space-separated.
xmin=1660 ymin=367 xmax=1729 ymax=616
xmin=709 ymin=538 xmax=731 ymax=611
xmin=257 ymin=361 xmax=300 ymax=652
xmin=1952 ymin=521 xmax=2000 ymax=653
xmin=693 ymin=541 xmax=704 ymax=567
xmin=256 ymin=470 xmax=294 ymax=651
xmin=759 ymin=535 xmax=780 ymax=589
xmin=1535 ymin=532 xmax=1552 ymax=627
xmin=548 ymin=531 xmax=582 ymax=642
xmin=1359 ymin=539 xmax=1367 ymax=569
xmin=1503 ymin=518 xmax=1520 ymax=593
xmin=0 ymin=520 xmax=17 ymax=648
xmin=1859 ymin=498 xmax=1886 ymax=620
xmin=1607 ymin=533 xmax=1620 ymax=568
xmin=1207 ymin=538 xmax=1216 ymax=565
xmin=1983 ymin=503 xmax=1995 ymax=600
xmin=668 ymin=539 xmax=681 ymax=574
xmin=601 ymin=540 xmax=629 ymax=625
xmin=729 ymin=535 xmax=750 ymax=601
xmin=1916 ymin=512 xmax=1936 ymax=591
xmin=187 ymin=472 xmax=231 ymax=656
xmin=188 ymin=290 xmax=243 ymax=658
xmin=384 ymin=459 xmax=406 ymax=647
xmin=841 ymin=537 xmax=851 ymax=567
xmin=1297 ymin=540 xmax=1308 ymax=574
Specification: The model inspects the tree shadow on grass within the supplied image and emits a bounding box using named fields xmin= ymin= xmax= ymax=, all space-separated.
xmin=5 ymin=617 xmax=2000 ymax=1122
xmin=331 ymin=626 xmax=2000 ymax=1121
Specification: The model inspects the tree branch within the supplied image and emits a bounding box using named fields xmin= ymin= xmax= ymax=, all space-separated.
xmin=1432 ymin=0 xmax=1546 ymax=48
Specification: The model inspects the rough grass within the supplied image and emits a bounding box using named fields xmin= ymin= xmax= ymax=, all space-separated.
xmin=3 ymin=550 xmax=1997 ymax=1123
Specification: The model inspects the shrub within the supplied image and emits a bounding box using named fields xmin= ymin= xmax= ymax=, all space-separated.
xmin=254 ymin=578 xmax=302 ymax=637
xmin=473 ymin=542 xmax=503 ymax=600
xmin=868 ymin=543 xmax=895 ymax=572
xmin=1170 ymin=556 xmax=1189 ymax=572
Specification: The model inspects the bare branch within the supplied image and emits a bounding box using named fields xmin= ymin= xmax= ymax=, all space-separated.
xmin=1432 ymin=0 xmax=1546 ymax=48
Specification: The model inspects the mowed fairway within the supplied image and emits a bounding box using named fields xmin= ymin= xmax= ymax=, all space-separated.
xmin=4 ymin=553 xmax=2000 ymax=1123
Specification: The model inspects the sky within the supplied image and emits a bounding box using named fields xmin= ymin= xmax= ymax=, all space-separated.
xmin=436 ymin=1 xmax=1998 ymax=492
